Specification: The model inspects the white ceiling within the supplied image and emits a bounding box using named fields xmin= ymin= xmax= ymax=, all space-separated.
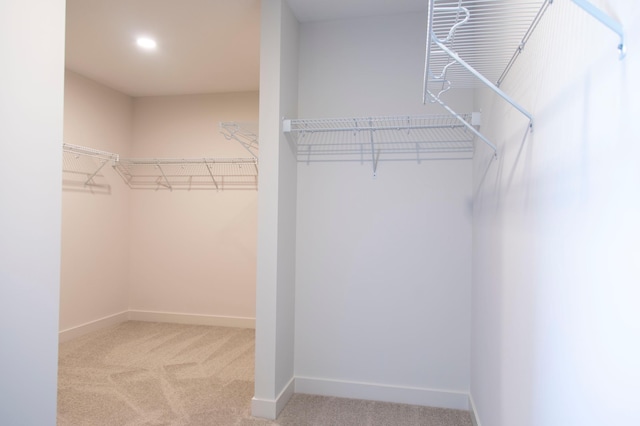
xmin=287 ymin=0 xmax=426 ymax=22
xmin=65 ymin=0 xmax=426 ymax=97
xmin=65 ymin=0 xmax=261 ymax=97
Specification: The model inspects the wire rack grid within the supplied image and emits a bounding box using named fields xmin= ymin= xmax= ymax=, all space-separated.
xmin=113 ymin=157 xmax=259 ymax=191
xmin=426 ymin=0 xmax=552 ymax=91
xmin=284 ymin=114 xmax=477 ymax=168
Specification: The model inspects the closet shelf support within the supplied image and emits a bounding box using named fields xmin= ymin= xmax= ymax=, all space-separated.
xmin=433 ymin=38 xmax=534 ymax=129
xmin=204 ymin=161 xmax=220 ymax=191
xmin=427 ymin=94 xmax=496 ymax=156
xmin=368 ymin=119 xmax=378 ymax=177
xmin=155 ymin=163 xmax=173 ymax=191
xmin=572 ymin=0 xmax=625 ymax=59
xmin=83 ymin=159 xmax=109 ymax=186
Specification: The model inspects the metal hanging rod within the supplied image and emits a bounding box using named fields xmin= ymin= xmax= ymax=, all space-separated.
xmin=283 ymin=114 xmax=480 ymax=176
xmin=62 ymin=143 xmax=119 ymax=186
xmin=219 ymin=122 xmax=259 ymax=158
xmin=572 ymin=0 xmax=625 ymax=59
xmin=113 ymin=157 xmax=259 ymax=191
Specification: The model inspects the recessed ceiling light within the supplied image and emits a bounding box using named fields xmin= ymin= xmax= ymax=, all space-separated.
xmin=136 ymin=37 xmax=157 ymax=50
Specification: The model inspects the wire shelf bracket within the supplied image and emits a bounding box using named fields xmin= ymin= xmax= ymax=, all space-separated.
xmin=113 ymin=157 xmax=259 ymax=191
xmin=283 ymin=114 xmax=479 ymax=176
xmin=431 ymin=36 xmax=534 ymax=127
xmin=422 ymin=0 xmax=553 ymax=156
xmin=572 ymin=0 xmax=626 ymax=59
xmin=219 ymin=122 xmax=259 ymax=158
xmin=62 ymin=143 xmax=119 ymax=186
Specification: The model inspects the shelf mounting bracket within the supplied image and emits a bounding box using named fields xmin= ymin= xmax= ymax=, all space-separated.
xmin=83 ymin=159 xmax=109 ymax=186
xmin=427 ymin=92 xmax=497 ymax=156
xmin=572 ymin=0 xmax=626 ymax=59
xmin=155 ymin=162 xmax=173 ymax=191
xmin=432 ymin=38 xmax=534 ymax=130
xmin=368 ymin=119 xmax=379 ymax=177
xmin=205 ymin=160 xmax=220 ymax=191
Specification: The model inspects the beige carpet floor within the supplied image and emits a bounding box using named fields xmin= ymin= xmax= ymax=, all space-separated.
xmin=58 ymin=321 xmax=472 ymax=426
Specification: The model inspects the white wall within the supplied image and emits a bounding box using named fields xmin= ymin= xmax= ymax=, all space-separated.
xmin=61 ymin=85 xmax=258 ymax=331
xmin=60 ymin=70 xmax=132 ymax=334
xmin=253 ymin=0 xmax=299 ymax=419
xmin=128 ymin=92 xmax=259 ymax=324
xmin=471 ymin=1 xmax=640 ymax=425
xmin=299 ymin=13 xmax=466 ymax=118
xmin=0 ymin=0 xmax=65 ymax=423
xmin=295 ymin=13 xmax=474 ymax=409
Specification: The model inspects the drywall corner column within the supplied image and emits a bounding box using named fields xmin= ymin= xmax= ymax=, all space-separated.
xmin=252 ymin=0 xmax=299 ymax=420
xmin=0 ymin=0 xmax=65 ymax=424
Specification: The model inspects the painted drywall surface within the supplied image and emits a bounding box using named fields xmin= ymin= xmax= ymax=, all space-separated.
xmin=253 ymin=0 xmax=299 ymax=418
xmin=296 ymin=162 xmax=472 ymax=390
xmin=275 ymin=0 xmax=299 ymax=398
xmin=471 ymin=2 xmax=640 ymax=425
xmin=0 ymin=0 xmax=65 ymax=423
xmin=298 ymin=13 xmax=473 ymax=118
xmin=128 ymin=92 xmax=258 ymax=320
xmin=295 ymin=13 xmax=473 ymax=405
xmin=60 ymin=70 xmax=133 ymax=331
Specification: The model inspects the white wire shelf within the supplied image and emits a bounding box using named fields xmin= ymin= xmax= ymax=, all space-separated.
xmin=424 ymin=0 xmax=552 ymax=91
xmin=283 ymin=114 xmax=479 ymax=175
xmin=62 ymin=143 xmax=119 ymax=187
xmin=219 ymin=122 xmax=259 ymax=158
xmin=422 ymin=0 xmax=551 ymax=156
xmin=113 ymin=157 xmax=259 ymax=191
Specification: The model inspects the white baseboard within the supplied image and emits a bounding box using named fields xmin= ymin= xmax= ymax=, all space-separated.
xmin=295 ymin=377 xmax=469 ymax=411
xmin=59 ymin=310 xmax=255 ymax=342
xmin=251 ymin=377 xmax=295 ymax=420
xmin=58 ymin=311 xmax=129 ymax=342
xmin=128 ymin=310 xmax=255 ymax=329
xmin=469 ymin=393 xmax=482 ymax=426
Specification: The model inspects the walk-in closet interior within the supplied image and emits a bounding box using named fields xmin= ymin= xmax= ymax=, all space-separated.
xmin=60 ymin=0 xmax=260 ymax=339
xmin=2 ymin=0 xmax=639 ymax=425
